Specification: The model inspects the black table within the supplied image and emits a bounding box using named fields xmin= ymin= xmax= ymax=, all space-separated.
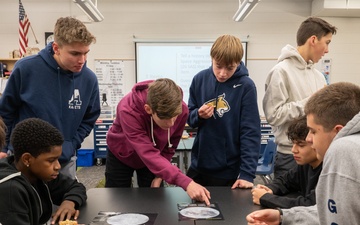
xmin=78 ymin=187 xmax=261 ymax=225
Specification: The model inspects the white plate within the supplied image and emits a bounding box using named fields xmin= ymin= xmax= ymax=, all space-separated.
xmin=107 ymin=213 xmax=149 ymax=225
xmin=179 ymin=207 xmax=220 ymax=219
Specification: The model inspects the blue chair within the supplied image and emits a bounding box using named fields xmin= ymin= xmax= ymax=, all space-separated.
xmin=256 ymin=138 xmax=276 ymax=184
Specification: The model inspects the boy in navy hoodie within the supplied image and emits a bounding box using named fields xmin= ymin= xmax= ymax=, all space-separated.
xmin=187 ymin=34 xmax=261 ymax=188
xmin=0 ymin=17 xmax=101 ymax=179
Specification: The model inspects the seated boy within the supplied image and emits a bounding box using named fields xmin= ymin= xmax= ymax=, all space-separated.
xmin=252 ymin=115 xmax=322 ymax=208
xmin=0 ymin=118 xmax=86 ymax=225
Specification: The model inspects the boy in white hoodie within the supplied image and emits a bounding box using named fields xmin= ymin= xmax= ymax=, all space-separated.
xmin=262 ymin=17 xmax=337 ymax=179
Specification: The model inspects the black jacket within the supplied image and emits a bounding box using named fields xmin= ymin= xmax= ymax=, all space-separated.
xmin=0 ymin=156 xmax=87 ymax=225
xmin=260 ymin=162 xmax=322 ymax=209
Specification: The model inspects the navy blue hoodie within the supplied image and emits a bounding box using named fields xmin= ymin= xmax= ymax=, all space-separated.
xmin=0 ymin=43 xmax=101 ymax=163
xmin=187 ymin=62 xmax=261 ymax=182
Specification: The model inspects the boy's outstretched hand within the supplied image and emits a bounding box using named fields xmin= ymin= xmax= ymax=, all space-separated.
xmin=246 ymin=209 xmax=281 ymax=225
xmin=51 ymin=200 xmax=79 ymax=224
xmin=186 ymin=181 xmax=211 ymax=206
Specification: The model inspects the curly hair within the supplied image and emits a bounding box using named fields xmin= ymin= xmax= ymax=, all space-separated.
xmin=11 ymin=118 xmax=64 ymax=162
xmin=54 ymin=16 xmax=96 ymax=46
xmin=286 ymin=115 xmax=308 ymax=142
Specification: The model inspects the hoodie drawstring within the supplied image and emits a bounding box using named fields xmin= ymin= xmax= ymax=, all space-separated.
xmin=150 ymin=117 xmax=173 ymax=148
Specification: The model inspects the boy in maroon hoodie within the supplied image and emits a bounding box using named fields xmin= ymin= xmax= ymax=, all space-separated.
xmin=105 ymin=78 xmax=211 ymax=205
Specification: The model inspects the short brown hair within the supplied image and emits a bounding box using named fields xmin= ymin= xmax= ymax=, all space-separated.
xmin=287 ymin=115 xmax=308 ymax=142
xmin=296 ymin=17 xmax=337 ymax=46
xmin=147 ymin=78 xmax=183 ymax=119
xmin=54 ymin=17 xmax=96 ymax=46
xmin=305 ymin=82 xmax=360 ymax=131
xmin=210 ymin=34 xmax=243 ymax=65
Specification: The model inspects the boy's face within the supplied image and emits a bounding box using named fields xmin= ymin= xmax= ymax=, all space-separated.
xmin=28 ymin=146 xmax=62 ymax=182
xmin=152 ymin=113 xmax=179 ymax=130
xmin=291 ymin=140 xmax=319 ymax=167
xmin=212 ymin=59 xmax=239 ymax=83
xmin=306 ymin=114 xmax=338 ymax=161
xmin=53 ymin=41 xmax=90 ymax=73
xmin=311 ymin=33 xmax=333 ymax=63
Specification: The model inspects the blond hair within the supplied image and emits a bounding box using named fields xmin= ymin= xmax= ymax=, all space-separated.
xmin=54 ymin=17 xmax=96 ymax=46
xmin=210 ymin=34 xmax=243 ymax=65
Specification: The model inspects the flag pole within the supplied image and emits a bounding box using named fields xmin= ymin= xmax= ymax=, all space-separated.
xmin=29 ymin=24 xmax=39 ymax=44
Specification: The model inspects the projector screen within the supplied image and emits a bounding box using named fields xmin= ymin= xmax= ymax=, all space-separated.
xmin=135 ymin=41 xmax=247 ymax=103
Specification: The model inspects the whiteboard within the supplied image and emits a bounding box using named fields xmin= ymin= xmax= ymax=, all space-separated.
xmin=135 ymin=41 xmax=247 ymax=103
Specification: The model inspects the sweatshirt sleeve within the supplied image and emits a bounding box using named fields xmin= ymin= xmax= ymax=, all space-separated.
xmin=262 ymin=68 xmax=307 ymax=127
xmin=0 ymin=67 xmax=22 ymax=152
xmin=260 ymin=189 xmax=316 ymax=209
xmin=0 ymin=180 xmax=33 ymax=225
xmin=187 ymin=78 xmax=201 ymax=128
xmin=48 ymin=174 xmax=87 ymax=209
xmin=282 ymin=205 xmax=319 ymax=225
xmin=238 ymin=83 xmax=261 ymax=182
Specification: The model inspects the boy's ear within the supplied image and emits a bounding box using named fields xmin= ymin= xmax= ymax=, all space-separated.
xmin=21 ymin=153 xmax=33 ymax=166
xmin=144 ymin=104 xmax=152 ymax=115
xmin=308 ymin=35 xmax=317 ymax=46
xmin=334 ymin=124 xmax=344 ymax=134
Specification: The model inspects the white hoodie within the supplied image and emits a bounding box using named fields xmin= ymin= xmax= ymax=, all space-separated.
xmin=262 ymin=44 xmax=327 ymax=154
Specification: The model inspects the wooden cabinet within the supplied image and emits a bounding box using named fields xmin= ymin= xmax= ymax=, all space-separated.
xmin=0 ymin=58 xmax=20 ymax=76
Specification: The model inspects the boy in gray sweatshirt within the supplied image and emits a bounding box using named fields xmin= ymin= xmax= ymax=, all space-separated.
xmin=247 ymin=82 xmax=360 ymax=225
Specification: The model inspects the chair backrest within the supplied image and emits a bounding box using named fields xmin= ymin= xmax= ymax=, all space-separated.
xmin=262 ymin=138 xmax=276 ymax=166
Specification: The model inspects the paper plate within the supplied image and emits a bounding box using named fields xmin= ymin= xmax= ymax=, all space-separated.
xmin=107 ymin=213 xmax=149 ymax=225
xmin=179 ymin=207 xmax=220 ymax=219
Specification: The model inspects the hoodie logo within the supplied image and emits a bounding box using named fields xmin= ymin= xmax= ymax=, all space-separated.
xmin=233 ymin=84 xmax=242 ymax=88
xmin=204 ymin=93 xmax=230 ymax=118
xmin=69 ymin=89 xmax=82 ymax=109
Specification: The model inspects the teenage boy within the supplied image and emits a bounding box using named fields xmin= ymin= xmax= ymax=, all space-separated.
xmin=0 ymin=17 xmax=101 ymax=179
xmin=0 ymin=118 xmax=87 ymax=225
xmin=105 ymin=78 xmax=211 ymax=205
xmin=252 ymin=115 xmax=322 ymax=209
xmin=186 ymin=34 xmax=261 ymax=188
xmin=263 ymin=17 xmax=337 ymax=179
xmin=247 ymin=82 xmax=360 ymax=225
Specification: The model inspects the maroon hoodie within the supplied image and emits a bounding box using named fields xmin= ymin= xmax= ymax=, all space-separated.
xmin=106 ymin=80 xmax=191 ymax=190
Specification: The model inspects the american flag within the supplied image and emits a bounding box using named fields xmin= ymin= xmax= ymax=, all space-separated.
xmin=19 ymin=0 xmax=30 ymax=57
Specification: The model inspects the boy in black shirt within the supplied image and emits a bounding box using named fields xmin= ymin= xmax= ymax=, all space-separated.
xmin=251 ymin=115 xmax=322 ymax=208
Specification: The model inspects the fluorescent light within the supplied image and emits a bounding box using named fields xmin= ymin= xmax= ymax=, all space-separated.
xmin=233 ymin=0 xmax=260 ymax=22
xmin=73 ymin=0 xmax=104 ymax=22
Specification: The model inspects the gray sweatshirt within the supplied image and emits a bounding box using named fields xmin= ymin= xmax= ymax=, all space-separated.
xmin=282 ymin=111 xmax=360 ymax=224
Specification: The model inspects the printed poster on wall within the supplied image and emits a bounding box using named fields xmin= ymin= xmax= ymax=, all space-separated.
xmin=95 ymin=59 xmax=127 ymax=115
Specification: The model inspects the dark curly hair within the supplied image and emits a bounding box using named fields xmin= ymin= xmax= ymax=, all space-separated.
xmin=286 ymin=115 xmax=308 ymax=142
xmin=11 ymin=118 xmax=64 ymax=162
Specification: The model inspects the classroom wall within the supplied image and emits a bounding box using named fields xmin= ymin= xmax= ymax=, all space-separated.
xmin=1 ymin=0 xmax=360 ymax=148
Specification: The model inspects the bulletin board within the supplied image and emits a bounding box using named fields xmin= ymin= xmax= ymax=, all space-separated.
xmin=94 ymin=59 xmax=135 ymax=108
